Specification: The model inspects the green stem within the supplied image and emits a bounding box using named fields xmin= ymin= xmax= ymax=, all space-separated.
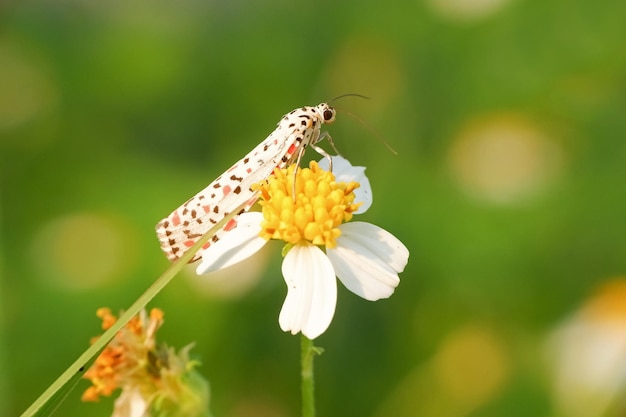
xmin=20 ymin=201 xmax=251 ymax=417
xmin=301 ymin=335 xmax=321 ymax=417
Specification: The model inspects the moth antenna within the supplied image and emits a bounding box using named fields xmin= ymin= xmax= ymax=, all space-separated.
xmin=328 ymin=93 xmax=370 ymax=103
xmin=338 ymin=108 xmax=398 ymax=155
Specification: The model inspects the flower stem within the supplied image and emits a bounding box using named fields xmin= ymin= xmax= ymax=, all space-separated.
xmin=20 ymin=200 xmax=251 ymax=417
xmin=301 ymin=335 xmax=323 ymax=417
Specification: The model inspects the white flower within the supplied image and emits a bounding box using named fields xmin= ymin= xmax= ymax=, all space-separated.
xmin=197 ymin=156 xmax=409 ymax=339
xmin=546 ymin=280 xmax=626 ymax=417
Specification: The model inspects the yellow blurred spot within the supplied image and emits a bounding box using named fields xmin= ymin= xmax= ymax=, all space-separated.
xmin=0 ymin=39 xmax=56 ymax=131
xmin=322 ymin=36 xmax=404 ymax=113
xmin=374 ymin=323 xmax=509 ymax=417
xmin=30 ymin=213 xmax=135 ymax=290
xmin=582 ymin=279 xmax=626 ymax=322
xmin=448 ymin=113 xmax=564 ymax=204
xmin=231 ymin=396 xmax=290 ymax=417
xmin=426 ymin=0 xmax=509 ymax=21
xmin=185 ymin=244 xmax=269 ymax=299
xmin=433 ymin=324 xmax=510 ymax=407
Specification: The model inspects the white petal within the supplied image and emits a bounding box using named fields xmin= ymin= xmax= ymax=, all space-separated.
xmin=279 ymin=243 xmax=337 ymax=339
xmin=339 ymin=222 xmax=409 ymax=272
xmin=318 ymin=155 xmax=372 ymax=213
xmin=196 ymin=212 xmax=267 ymax=275
xmin=113 ymin=387 xmax=149 ymax=417
xmin=327 ymin=222 xmax=409 ymax=301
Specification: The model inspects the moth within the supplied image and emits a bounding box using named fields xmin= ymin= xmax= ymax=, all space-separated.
xmin=156 ymin=103 xmax=337 ymax=262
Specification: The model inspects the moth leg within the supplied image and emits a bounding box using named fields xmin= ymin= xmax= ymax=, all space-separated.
xmin=290 ymin=145 xmax=308 ymax=199
xmin=314 ymin=131 xmax=338 ymax=172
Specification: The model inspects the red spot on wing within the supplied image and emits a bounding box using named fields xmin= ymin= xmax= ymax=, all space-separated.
xmin=223 ymin=185 xmax=232 ymax=196
xmin=286 ymin=143 xmax=297 ymax=156
xmin=184 ymin=240 xmax=195 ymax=248
xmin=246 ymin=167 xmax=253 ymax=174
xmin=202 ymin=242 xmax=211 ymax=250
xmin=172 ymin=212 xmax=181 ymax=226
xmin=203 ymin=205 xmax=211 ymax=213
xmin=224 ymin=218 xmax=237 ymax=231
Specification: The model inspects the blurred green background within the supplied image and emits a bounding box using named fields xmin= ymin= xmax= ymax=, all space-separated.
xmin=2 ymin=0 xmax=626 ymax=416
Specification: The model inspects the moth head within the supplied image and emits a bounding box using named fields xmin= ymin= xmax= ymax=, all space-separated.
xmin=317 ymin=103 xmax=336 ymax=125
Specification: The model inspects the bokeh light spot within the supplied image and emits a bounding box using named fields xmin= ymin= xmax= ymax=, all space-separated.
xmin=448 ymin=113 xmax=565 ymax=204
xmin=583 ymin=279 xmax=626 ymax=322
xmin=426 ymin=0 xmax=510 ymax=22
xmin=230 ymin=396 xmax=289 ymax=417
xmin=374 ymin=323 xmax=510 ymax=417
xmin=0 ymin=40 xmax=56 ymax=132
xmin=433 ymin=324 xmax=510 ymax=407
xmin=30 ymin=213 xmax=135 ymax=290
xmin=323 ymin=36 xmax=404 ymax=113
xmin=185 ymin=244 xmax=270 ymax=299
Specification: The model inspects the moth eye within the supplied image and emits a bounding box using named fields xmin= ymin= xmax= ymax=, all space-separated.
xmin=323 ymin=109 xmax=334 ymax=121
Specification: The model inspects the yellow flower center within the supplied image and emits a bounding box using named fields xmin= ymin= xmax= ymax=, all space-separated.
xmin=254 ymin=161 xmax=361 ymax=248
